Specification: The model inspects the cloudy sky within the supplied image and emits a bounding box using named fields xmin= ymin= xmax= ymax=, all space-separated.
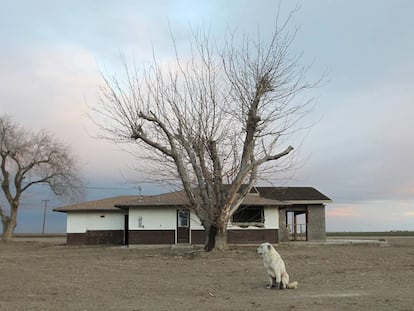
xmin=1 ymin=0 xmax=413 ymax=233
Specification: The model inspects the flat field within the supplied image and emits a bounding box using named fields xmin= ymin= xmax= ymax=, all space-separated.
xmin=1 ymin=237 xmax=413 ymax=311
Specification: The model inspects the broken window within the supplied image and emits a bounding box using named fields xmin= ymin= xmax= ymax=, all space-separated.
xmin=232 ymin=206 xmax=264 ymax=225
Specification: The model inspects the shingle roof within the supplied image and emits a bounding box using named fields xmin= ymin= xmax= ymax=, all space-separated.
xmin=53 ymin=196 xmax=140 ymax=212
xmin=116 ymin=190 xmax=189 ymax=207
xmin=237 ymin=194 xmax=290 ymax=206
xmin=54 ymin=187 xmax=331 ymax=213
xmin=255 ymin=187 xmax=332 ymax=202
xmin=115 ymin=190 xmax=289 ymax=208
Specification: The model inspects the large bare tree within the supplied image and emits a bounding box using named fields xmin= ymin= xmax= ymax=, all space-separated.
xmin=93 ymin=19 xmax=318 ymax=251
xmin=0 ymin=115 xmax=83 ymax=241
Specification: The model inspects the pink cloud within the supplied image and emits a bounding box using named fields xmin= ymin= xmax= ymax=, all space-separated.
xmin=403 ymin=211 xmax=414 ymax=217
xmin=327 ymin=204 xmax=361 ymax=218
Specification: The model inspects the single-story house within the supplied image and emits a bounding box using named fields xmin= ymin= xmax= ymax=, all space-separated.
xmin=53 ymin=187 xmax=331 ymax=245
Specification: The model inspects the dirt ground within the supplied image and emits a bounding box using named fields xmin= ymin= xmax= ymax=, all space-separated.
xmin=1 ymin=237 xmax=414 ymax=311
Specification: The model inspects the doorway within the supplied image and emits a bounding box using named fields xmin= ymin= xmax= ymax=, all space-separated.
xmin=124 ymin=214 xmax=129 ymax=245
xmin=176 ymin=210 xmax=190 ymax=243
xmin=286 ymin=210 xmax=307 ymax=241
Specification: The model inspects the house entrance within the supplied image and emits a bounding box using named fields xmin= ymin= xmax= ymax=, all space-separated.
xmin=286 ymin=210 xmax=307 ymax=241
xmin=177 ymin=210 xmax=190 ymax=243
xmin=123 ymin=214 xmax=129 ymax=245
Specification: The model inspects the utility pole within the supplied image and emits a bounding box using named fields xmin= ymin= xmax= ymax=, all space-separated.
xmin=42 ymin=199 xmax=49 ymax=235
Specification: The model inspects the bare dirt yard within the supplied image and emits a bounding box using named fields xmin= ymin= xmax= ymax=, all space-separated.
xmin=1 ymin=237 xmax=414 ymax=311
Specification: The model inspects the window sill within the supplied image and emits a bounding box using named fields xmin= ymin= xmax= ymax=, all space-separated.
xmin=232 ymin=222 xmax=264 ymax=228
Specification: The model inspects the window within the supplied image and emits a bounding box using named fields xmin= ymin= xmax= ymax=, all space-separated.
xmin=232 ymin=206 xmax=264 ymax=225
xmin=178 ymin=210 xmax=189 ymax=227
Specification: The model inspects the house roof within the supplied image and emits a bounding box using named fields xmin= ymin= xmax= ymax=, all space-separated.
xmin=116 ymin=190 xmax=189 ymax=208
xmin=255 ymin=187 xmax=332 ymax=203
xmin=53 ymin=195 xmax=140 ymax=212
xmin=54 ymin=187 xmax=331 ymax=213
xmin=115 ymin=190 xmax=289 ymax=208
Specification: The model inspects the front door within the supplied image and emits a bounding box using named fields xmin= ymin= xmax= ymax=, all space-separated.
xmin=177 ymin=210 xmax=190 ymax=243
xmin=123 ymin=214 xmax=129 ymax=245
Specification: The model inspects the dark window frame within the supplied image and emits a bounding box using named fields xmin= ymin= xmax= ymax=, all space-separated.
xmin=178 ymin=210 xmax=190 ymax=227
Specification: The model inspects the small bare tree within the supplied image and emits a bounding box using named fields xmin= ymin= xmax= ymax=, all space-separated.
xmin=0 ymin=115 xmax=83 ymax=241
xmin=93 ymin=18 xmax=318 ymax=251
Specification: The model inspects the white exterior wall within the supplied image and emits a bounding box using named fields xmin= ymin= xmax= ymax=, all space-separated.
xmin=264 ymin=206 xmax=279 ymax=229
xmin=190 ymin=211 xmax=204 ymax=230
xmin=67 ymin=212 xmax=125 ymax=233
xmin=66 ymin=206 xmax=279 ymax=234
xmin=129 ymin=207 xmax=177 ymax=230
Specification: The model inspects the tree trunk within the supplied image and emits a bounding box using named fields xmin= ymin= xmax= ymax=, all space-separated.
xmin=204 ymin=224 xmax=217 ymax=251
xmin=1 ymin=216 xmax=16 ymax=242
xmin=1 ymin=204 xmax=18 ymax=242
xmin=204 ymin=224 xmax=228 ymax=251
xmin=214 ymin=229 xmax=228 ymax=251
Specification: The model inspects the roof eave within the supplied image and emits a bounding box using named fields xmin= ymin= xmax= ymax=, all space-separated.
xmin=52 ymin=208 xmax=124 ymax=213
xmin=284 ymin=200 xmax=332 ymax=204
xmin=116 ymin=203 xmax=190 ymax=208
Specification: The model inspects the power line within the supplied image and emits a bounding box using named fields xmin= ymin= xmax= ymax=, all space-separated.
xmin=75 ymin=186 xmax=136 ymax=190
xmin=23 ymin=183 xmax=136 ymax=191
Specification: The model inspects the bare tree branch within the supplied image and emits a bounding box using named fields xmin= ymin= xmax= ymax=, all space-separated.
xmin=0 ymin=115 xmax=83 ymax=240
xmin=92 ymin=13 xmax=320 ymax=250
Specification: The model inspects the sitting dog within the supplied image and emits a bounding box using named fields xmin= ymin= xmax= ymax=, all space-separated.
xmin=257 ymin=242 xmax=298 ymax=289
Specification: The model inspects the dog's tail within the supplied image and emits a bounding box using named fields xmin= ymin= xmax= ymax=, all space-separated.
xmin=286 ymin=281 xmax=298 ymax=289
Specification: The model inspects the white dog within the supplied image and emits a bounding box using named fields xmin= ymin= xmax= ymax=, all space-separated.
xmin=257 ymin=242 xmax=298 ymax=289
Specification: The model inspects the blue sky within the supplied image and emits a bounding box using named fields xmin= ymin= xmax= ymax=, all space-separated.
xmin=1 ymin=0 xmax=413 ymax=233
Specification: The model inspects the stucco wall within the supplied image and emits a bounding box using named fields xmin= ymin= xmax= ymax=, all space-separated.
xmin=128 ymin=206 xmax=279 ymax=231
xmin=264 ymin=206 xmax=279 ymax=229
xmin=67 ymin=212 xmax=125 ymax=233
xmin=190 ymin=211 xmax=204 ymax=230
xmin=278 ymin=204 xmax=326 ymax=242
xmin=65 ymin=205 xmax=283 ymax=245
xmin=128 ymin=208 xmax=177 ymax=230
xmin=278 ymin=209 xmax=289 ymax=242
xmin=307 ymin=204 xmax=326 ymax=241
